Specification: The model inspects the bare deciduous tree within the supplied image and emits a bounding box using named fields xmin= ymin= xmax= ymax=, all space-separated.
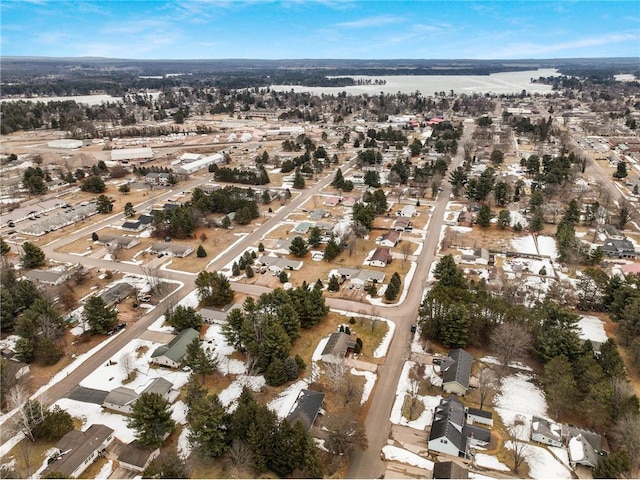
xmin=9 ymin=387 xmax=46 ymax=442
xmin=401 ymin=241 xmax=412 ymax=265
xmin=612 ymin=412 xmax=640 ymax=471
xmin=340 ymin=373 xmax=362 ymax=407
xmin=325 ymin=358 xmax=348 ymax=391
xmin=120 ymin=352 xmax=135 ymax=379
xmin=491 ymin=322 xmax=531 ymax=375
xmin=477 ymin=367 xmax=497 ymax=409
xmin=507 ymin=423 xmax=530 ymax=474
xmin=225 ymin=439 xmax=254 ymax=472
xmin=109 ymin=243 xmax=123 ymax=261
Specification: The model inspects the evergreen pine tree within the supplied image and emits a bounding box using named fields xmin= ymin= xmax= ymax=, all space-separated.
xmin=328 ymin=275 xmax=340 ymax=291
xmin=245 ymin=265 xmax=254 ymax=278
xmin=265 ymin=357 xmax=288 ymax=386
xmin=187 ymin=393 xmax=229 ymax=458
xmin=128 ymin=392 xmax=175 ymax=448
xmin=284 ymin=356 xmax=299 ymax=381
xmin=196 ymin=245 xmax=207 ymax=257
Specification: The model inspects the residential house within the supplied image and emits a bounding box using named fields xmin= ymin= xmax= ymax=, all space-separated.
xmin=428 ymin=397 xmax=491 ymax=458
xmin=199 ymin=303 xmax=243 ymax=325
xmin=428 ymin=396 xmax=468 ymax=457
xmin=320 ymin=332 xmax=356 ymax=364
xmin=99 ymin=282 xmax=135 ymax=308
xmin=400 ymin=205 xmax=417 ymax=217
xmin=23 ymin=268 xmax=72 ymax=286
xmin=530 ymin=416 xmax=563 ymax=447
xmin=118 ymin=444 xmax=160 ymax=473
xmin=102 ymin=378 xmax=175 ymax=414
xmin=393 ymin=217 xmax=412 ymax=232
xmin=97 ymin=234 xmax=140 ymax=250
xmin=341 ymin=196 xmax=358 ymax=207
xmin=458 ymin=211 xmax=474 ymax=227
xmin=563 ymin=425 xmax=605 ymax=469
xmin=42 ymin=424 xmax=114 ymax=478
xmin=144 ymin=172 xmax=171 ymax=186
xmin=121 ymin=220 xmax=143 ymax=232
xmin=379 ymin=230 xmax=400 ymax=248
xmin=257 ymin=255 xmax=303 ymax=273
xmin=441 ymin=348 xmax=473 ymax=396
xmin=368 ymin=247 xmax=392 ymax=268
xmin=292 ymin=222 xmax=313 ymax=234
xmin=323 ymin=196 xmax=341 ymax=207
xmin=336 ymin=267 xmax=385 ymax=286
xmin=286 ymin=389 xmax=325 ymax=431
xmin=603 ymin=225 xmax=625 ymax=240
xmin=461 ymin=248 xmax=490 ymax=265
xmin=150 ymin=328 xmax=200 ymax=368
xmin=309 ymin=209 xmax=328 ymax=220
xmin=150 ymin=242 xmax=194 ymax=258
xmin=603 ymin=238 xmax=637 ymax=258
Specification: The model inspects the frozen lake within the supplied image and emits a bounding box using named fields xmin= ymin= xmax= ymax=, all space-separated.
xmin=270 ymin=68 xmax=560 ymax=96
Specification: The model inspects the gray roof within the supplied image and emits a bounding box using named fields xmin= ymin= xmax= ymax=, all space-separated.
xmin=99 ymin=282 xmax=135 ymax=305
xmin=43 ymin=424 xmax=114 ymax=477
xmin=603 ymin=238 xmax=636 ymax=255
xmin=562 ymin=425 xmax=603 ymax=451
xmin=122 ymin=220 xmax=141 ymax=230
xmin=462 ymin=424 xmax=491 ymax=443
xmin=97 ymin=234 xmax=139 ymax=248
xmin=429 ymin=416 xmax=467 ymax=454
xmin=442 ymin=348 xmax=473 ymax=390
xmin=434 ymin=396 xmax=466 ymax=428
xmin=531 ymin=416 xmax=562 ymax=442
xmin=199 ymin=304 xmax=243 ymax=323
xmin=151 ymin=328 xmax=200 ymax=364
xmin=336 ymin=267 xmax=385 ymax=283
xmin=321 ymin=332 xmax=356 ymax=357
xmin=287 ymin=389 xmax=325 ymax=430
xmin=23 ymin=269 xmax=69 ymax=284
xmin=467 ymin=407 xmax=492 ymax=420
xmin=142 ymin=377 xmax=173 ymax=396
xmin=118 ymin=443 xmax=158 ymax=469
xmin=257 ymin=255 xmax=302 ymax=270
xmin=103 ymin=386 xmax=138 ymax=407
xmin=151 ymin=242 xmax=192 ymax=256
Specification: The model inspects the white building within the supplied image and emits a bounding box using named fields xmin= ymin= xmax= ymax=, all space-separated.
xmin=48 ymin=139 xmax=83 ymax=149
xmin=175 ymin=153 xmax=224 ymax=175
xmin=111 ymin=147 xmax=154 ymax=162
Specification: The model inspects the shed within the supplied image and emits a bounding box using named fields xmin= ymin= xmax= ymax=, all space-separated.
xmin=466 ymin=407 xmax=493 ymax=427
xmin=432 ymin=461 xmax=469 ymax=479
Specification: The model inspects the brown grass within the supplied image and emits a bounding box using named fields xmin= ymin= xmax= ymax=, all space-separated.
xmin=1 ymin=437 xmax=58 ymax=478
xmin=401 ymin=395 xmax=425 ymax=421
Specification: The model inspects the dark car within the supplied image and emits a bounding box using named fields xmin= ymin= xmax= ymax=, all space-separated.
xmin=116 ymin=323 xmax=126 ymax=331
xmin=410 ymin=324 xmax=417 ymax=334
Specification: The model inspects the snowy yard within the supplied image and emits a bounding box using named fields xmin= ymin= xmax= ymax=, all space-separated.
xmin=390 ymin=361 xmax=442 ymax=430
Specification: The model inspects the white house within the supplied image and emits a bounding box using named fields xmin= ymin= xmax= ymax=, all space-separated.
xmin=150 ymin=328 xmax=200 ymax=368
xmin=530 ymin=416 xmax=563 ymax=447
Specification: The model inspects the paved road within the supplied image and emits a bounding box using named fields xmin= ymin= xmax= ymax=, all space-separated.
xmin=347 ymin=123 xmax=472 ymax=479
xmin=0 ymin=156 xmax=356 ymax=444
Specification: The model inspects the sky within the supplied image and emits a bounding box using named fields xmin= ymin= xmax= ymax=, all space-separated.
xmin=1 ymin=0 xmax=638 ymax=60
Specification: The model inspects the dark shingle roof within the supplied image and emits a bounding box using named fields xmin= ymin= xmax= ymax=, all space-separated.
xmin=287 ymin=389 xmax=325 ymax=430
xmin=467 ymin=407 xmax=492 ymax=419
xmin=442 ymin=348 xmax=472 ymax=389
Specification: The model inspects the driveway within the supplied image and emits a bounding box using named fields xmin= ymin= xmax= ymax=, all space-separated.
xmin=67 ymin=386 xmax=109 ymax=405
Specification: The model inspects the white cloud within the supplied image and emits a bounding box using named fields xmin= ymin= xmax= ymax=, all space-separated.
xmin=334 ymin=14 xmax=404 ymax=28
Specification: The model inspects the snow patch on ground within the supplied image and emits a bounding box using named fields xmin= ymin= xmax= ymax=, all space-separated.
xmin=268 ymin=379 xmax=310 ymax=419
xmin=510 ymin=235 xmax=537 ymax=255
xmin=390 ymin=361 xmax=442 ymax=430
xmin=494 ymin=373 xmax=547 ymax=439
xmin=351 ymin=368 xmax=376 ymax=405
xmin=505 ymin=442 xmax=572 ymax=479
xmin=537 ymin=235 xmax=558 ymax=258
xmin=475 ymin=454 xmax=510 ymax=472
xmin=382 ymin=445 xmax=434 ymax=471
xmin=480 ymin=356 xmax=533 ymax=372
xmin=54 ymin=398 xmax=137 ymax=444
xmin=95 ymin=459 xmax=113 ymax=479
xmin=177 ymin=426 xmax=191 ymax=459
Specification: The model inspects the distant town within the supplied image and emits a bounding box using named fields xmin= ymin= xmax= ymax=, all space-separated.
xmin=1 ymin=57 xmax=639 ymax=480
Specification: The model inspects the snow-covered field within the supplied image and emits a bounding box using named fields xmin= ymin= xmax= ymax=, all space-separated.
xmin=475 ymin=453 xmax=510 ymax=472
xmin=494 ymin=373 xmax=547 ymax=440
xmin=505 ymin=442 xmax=572 ymax=479
xmin=510 ymin=235 xmax=537 ymax=255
